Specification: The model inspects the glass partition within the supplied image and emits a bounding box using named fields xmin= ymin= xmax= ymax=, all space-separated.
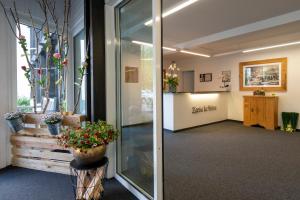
xmin=116 ymin=0 xmax=154 ymax=198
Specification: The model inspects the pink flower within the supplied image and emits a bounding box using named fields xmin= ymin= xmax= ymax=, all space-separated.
xmin=53 ymin=53 xmax=61 ymax=59
xmin=19 ymin=35 xmax=26 ymax=40
xmin=21 ymin=66 xmax=27 ymax=71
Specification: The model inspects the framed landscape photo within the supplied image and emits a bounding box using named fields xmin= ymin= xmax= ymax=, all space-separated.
xmin=239 ymin=57 xmax=287 ymax=91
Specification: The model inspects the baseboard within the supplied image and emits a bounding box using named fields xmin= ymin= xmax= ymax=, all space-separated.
xmin=122 ymin=122 xmax=152 ymax=128
xmin=164 ymin=120 xmax=229 ymax=133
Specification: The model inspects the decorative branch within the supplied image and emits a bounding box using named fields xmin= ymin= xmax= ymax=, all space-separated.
xmin=73 ymin=39 xmax=89 ymax=114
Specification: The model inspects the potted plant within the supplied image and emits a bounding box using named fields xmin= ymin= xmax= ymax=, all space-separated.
xmin=42 ymin=113 xmax=63 ymax=135
xmin=3 ymin=112 xmax=24 ymax=133
xmin=58 ymin=120 xmax=118 ymax=165
xmin=164 ymin=62 xmax=179 ymax=93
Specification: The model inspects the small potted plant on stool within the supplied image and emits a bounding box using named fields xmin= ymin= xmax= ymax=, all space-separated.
xmin=58 ymin=120 xmax=118 ymax=165
xmin=3 ymin=111 xmax=24 ymax=133
xmin=43 ymin=113 xmax=63 ymax=135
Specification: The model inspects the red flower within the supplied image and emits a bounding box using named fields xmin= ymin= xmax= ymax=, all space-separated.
xmin=62 ymin=59 xmax=68 ymax=66
xmin=37 ymin=69 xmax=42 ymax=75
xmin=84 ymin=133 xmax=89 ymax=139
xmin=21 ymin=66 xmax=27 ymax=71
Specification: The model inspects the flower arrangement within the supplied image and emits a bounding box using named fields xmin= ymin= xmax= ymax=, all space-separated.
xmin=3 ymin=112 xmax=23 ymax=120
xmin=164 ymin=62 xmax=180 ymax=92
xmin=42 ymin=113 xmax=63 ymax=125
xmin=58 ymin=121 xmax=119 ymax=150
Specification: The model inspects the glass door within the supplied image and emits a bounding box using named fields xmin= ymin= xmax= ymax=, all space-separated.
xmin=115 ymin=0 xmax=162 ymax=199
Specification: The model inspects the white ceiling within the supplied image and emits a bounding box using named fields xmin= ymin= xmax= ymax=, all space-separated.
xmin=163 ymin=0 xmax=300 ymax=59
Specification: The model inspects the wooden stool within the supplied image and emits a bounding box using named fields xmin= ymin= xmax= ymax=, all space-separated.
xmin=70 ymin=157 xmax=109 ymax=200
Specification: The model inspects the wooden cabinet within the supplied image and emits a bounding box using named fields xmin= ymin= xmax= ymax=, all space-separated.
xmin=243 ymin=96 xmax=278 ymax=130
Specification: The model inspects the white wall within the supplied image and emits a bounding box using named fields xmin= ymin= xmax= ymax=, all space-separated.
xmin=0 ymin=9 xmax=17 ymax=169
xmin=167 ymin=45 xmax=300 ymax=129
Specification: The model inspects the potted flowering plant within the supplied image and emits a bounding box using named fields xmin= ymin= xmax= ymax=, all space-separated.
xmin=164 ymin=62 xmax=180 ymax=93
xmin=42 ymin=113 xmax=63 ymax=135
xmin=58 ymin=120 xmax=118 ymax=165
xmin=3 ymin=112 xmax=24 ymax=133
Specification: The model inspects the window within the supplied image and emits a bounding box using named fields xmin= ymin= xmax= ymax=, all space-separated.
xmin=73 ymin=29 xmax=86 ymax=114
xmin=17 ymin=24 xmax=59 ymax=112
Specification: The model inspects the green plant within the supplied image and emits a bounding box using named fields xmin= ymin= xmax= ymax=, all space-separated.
xmin=42 ymin=113 xmax=62 ymax=125
xmin=281 ymin=112 xmax=299 ymax=133
xmin=164 ymin=62 xmax=180 ymax=90
xmin=4 ymin=111 xmax=23 ymax=120
xmin=17 ymin=97 xmax=31 ymax=112
xmin=58 ymin=121 xmax=119 ymax=150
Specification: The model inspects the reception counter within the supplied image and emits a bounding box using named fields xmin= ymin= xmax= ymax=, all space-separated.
xmin=163 ymin=92 xmax=228 ymax=131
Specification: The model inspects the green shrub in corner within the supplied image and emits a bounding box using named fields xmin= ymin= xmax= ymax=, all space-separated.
xmin=281 ymin=112 xmax=299 ymax=133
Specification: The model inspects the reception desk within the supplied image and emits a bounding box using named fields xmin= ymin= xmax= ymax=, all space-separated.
xmin=163 ymin=92 xmax=228 ymax=131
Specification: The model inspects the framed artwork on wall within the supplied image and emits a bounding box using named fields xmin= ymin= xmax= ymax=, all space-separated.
xmin=239 ymin=57 xmax=287 ymax=91
xmin=200 ymin=73 xmax=212 ymax=82
xmin=125 ymin=66 xmax=139 ymax=83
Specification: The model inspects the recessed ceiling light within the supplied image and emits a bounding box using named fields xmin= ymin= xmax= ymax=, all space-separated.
xmin=180 ymin=50 xmax=210 ymax=58
xmin=162 ymin=47 xmax=177 ymax=52
xmin=144 ymin=0 xmax=199 ymax=26
xmin=243 ymin=41 xmax=300 ymax=53
xmin=132 ymin=40 xmax=153 ymax=47
xmin=132 ymin=40 xmax=176 ymax=51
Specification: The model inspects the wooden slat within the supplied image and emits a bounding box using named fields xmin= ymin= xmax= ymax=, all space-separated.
xmin=23 ymin=113 xmax=43 ymax=124
xmin=23 ymin=113 xmax=85 ymax=127
xmin=62 ymin=114 xmax=86 ymax=127
xmin=11 ymin=135 xmax=61 ymax=150
xmin=12 ymin=157 xmax=70 ymax=175
xmin=12 ymin=147 xmax=72 ymax=162
xmin=18 ymin=128 xmax=52 ymax=137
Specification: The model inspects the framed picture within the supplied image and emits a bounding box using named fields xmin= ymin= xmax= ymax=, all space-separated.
xmin=200 ymin=74 xmax=205 ymax=82
xmin=239 ymin=58 xmax=287 ymax=91
xmin=222 ymin=71 xmax=231 ymax=82
xmin=125 ymin=66 xmax=138 ymax=83
xmin=200 ymin=73 xmax=212 ymax=82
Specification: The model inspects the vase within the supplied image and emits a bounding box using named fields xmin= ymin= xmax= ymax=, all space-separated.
xmin=169 ymin=85 xmax=177 ymax=93
xmin=47 ymin=123 xmax=61 ymax=135
xmin=6 ymin=117 xmax=24 ymax=133
xmin=72 ymin=145 xmax=107 ymax=165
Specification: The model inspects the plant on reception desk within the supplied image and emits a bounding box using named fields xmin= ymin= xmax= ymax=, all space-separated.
xmin=58 ymin=121 xmax=119 ymax=165
xmin=164 ymin=62 xmax=180 ymax=93
xmin=42 ymin=113 xmax=63 ymax=136
xmin=3 ymin=112 xmax=24 ymax=133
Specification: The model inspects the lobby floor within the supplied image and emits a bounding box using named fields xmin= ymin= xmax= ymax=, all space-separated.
xmin=164 ymin=121 xmax=300 ymax=200
xmin=0 ymin=166 xmax=137 ymax=200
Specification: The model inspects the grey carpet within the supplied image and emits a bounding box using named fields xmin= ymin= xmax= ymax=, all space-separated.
xmin=0 ymin=166 xmax=137 ymax=200
xmin=164 ymin=121 xmax=300 ymax=200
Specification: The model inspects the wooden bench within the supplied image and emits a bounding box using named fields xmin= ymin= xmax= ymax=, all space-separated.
xmin=11 ymin=113 xmax=85 ymax=175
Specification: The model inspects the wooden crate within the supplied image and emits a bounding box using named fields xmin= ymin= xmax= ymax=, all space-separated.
xmin=11 ymin=113 xmax=85 ymax=175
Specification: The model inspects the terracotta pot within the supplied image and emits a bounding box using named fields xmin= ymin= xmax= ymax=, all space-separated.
xmin=72 ymin=145 xmax=106 ymax=165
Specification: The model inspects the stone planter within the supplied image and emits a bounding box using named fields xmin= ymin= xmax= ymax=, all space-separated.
xmin=6 ymin=117 xmax=24 ymax=133
xmin=72 ymin=145 xmax=107 ymax=165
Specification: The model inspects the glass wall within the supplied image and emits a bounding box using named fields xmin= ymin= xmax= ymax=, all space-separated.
xmin=116 ymin=0 xmax=154 ymax=198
